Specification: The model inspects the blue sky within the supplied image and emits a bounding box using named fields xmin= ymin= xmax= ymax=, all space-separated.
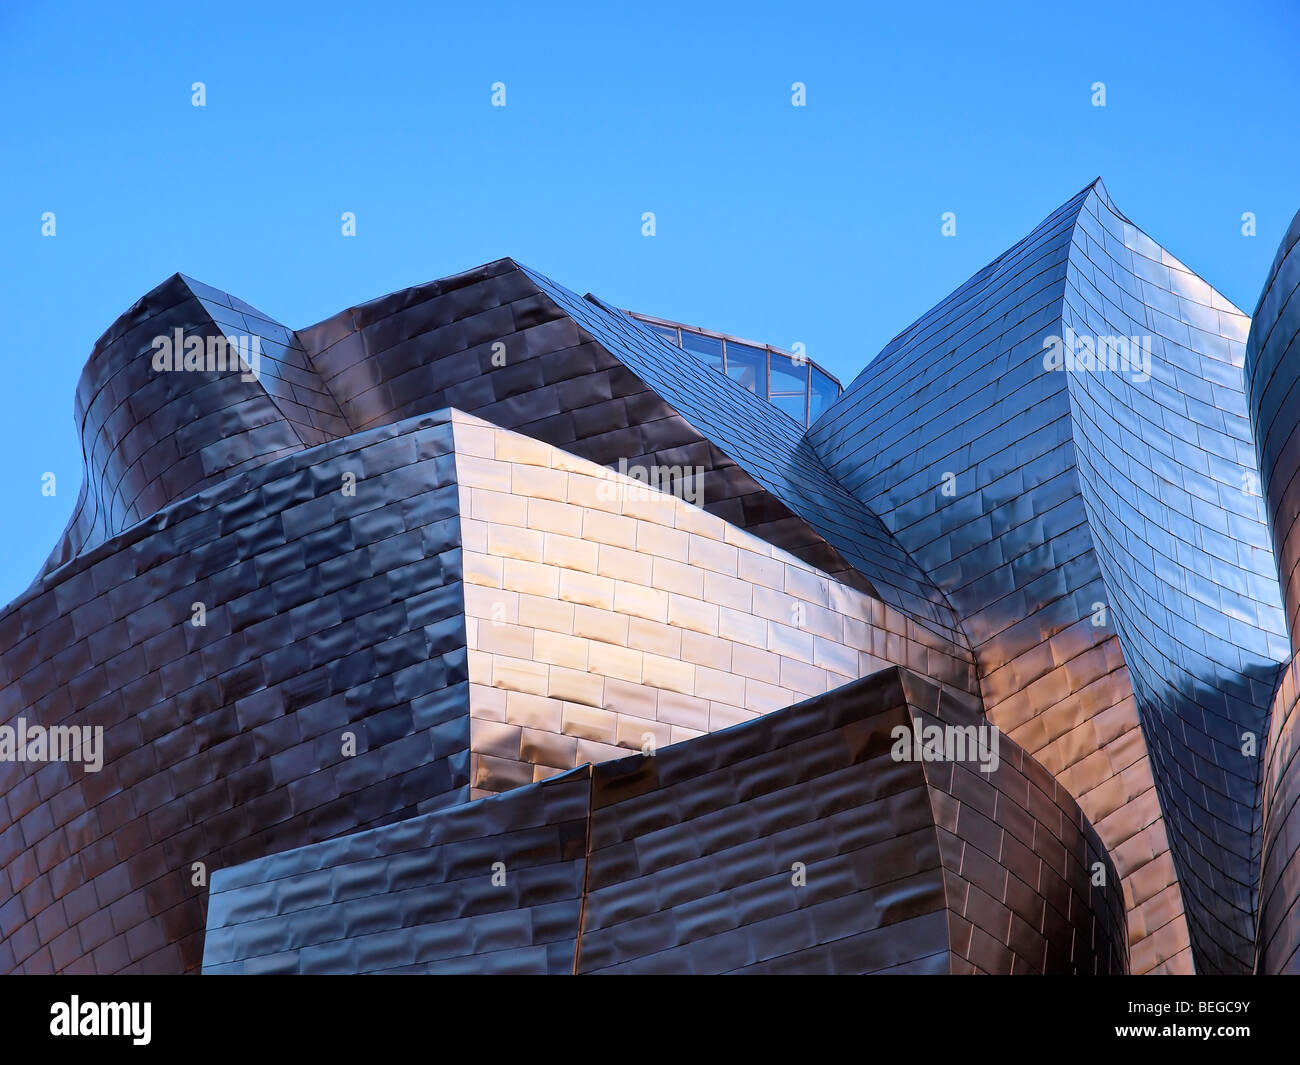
xmin=1 ymin=0 xmax=1297 ymax=607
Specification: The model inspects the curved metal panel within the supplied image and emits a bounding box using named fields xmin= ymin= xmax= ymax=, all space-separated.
xmin=1246 ymin=208 xmax=1300 ymax=974
xmin=201 ymin=668 xmax=1128 ymax=975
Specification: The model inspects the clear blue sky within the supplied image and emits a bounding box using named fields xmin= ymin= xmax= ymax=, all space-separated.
xmin=1 ymin=0 xmax=1297 ymax=608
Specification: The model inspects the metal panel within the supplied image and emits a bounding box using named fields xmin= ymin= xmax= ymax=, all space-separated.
xmin=1245 ymin=208 xmax=1300 ymax=974
xmin=200 ymin=668 xmax=1127 ymax=975
xmin=807 ymin=180 xmax=1289 ymax=973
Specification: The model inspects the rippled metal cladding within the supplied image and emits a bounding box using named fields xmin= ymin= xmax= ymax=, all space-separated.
xmin=2 ymin=180 xmax=1297 ymax=974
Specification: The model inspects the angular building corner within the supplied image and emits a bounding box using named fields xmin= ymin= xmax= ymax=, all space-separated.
xmin=1 ymin=181 xmax=1297 ymax=974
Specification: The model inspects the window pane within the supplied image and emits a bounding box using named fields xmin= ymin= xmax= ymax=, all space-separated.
xmin=647 ymin=322 xmax=679 ymax=345
xmin=809 ymin=367 xmax=839 ymax=423
xmin=771 ymin=392 xmax=807 ymax=423
xmin=681 ymin=330 xmax=723 ymax=370
xmin=769 ymin=351 xmax=808 ymax=395
xmin=725 ymin=342 xmax=766 ymax=396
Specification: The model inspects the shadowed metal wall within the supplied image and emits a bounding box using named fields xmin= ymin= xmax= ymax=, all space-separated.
xmin=41 ymin=275 xmax=349 ymax=576
xmin=1245 ymin=208 xmax=1300 ymax=974
xmin=202 ymin=668 xmax=1127 ymax=975
xmin=203 ymin=767 xmax=592 ymax=974
xmin=1258 ymin=657 xmax=1300 ymax=973
xmin=0 ymin=413 xmax=473 ymax=973
xmin=899 ymin=670 xmax=1127 ymax=974
xmin=0 ymin=381 xmax=970 ymax=974
xmin=1248 ymin=209 xmax=1300 ymax=650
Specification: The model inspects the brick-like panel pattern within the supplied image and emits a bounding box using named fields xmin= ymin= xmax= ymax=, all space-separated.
xmin=42 ymin=275 xmax=348 ymax=576
xmin=11 ymin=185 xmax=1295 ymax=974
xmin=202 ymin=768 xmax=591 ymax=974
xmin=451 ymin=416 xmax=975 ymax=797
xmin=807 ymin=181 xmax=1191 ymax=972
xmin=44 ymin=263 xmax=963 ymax=658
xmin=530 ymin=277 xmax=966 ymax=640
xmin=183 ymin=274 xmax=351 ymax=449
xmin=0 ymin=414 xmax=472 ymax=973
xmin=577 ymin=669 xmax=952 ymax=974
xmin=580 ymin=667 xmax=1125 ymax=974
xmin=1247 ymin=208 xmax=1300 ymax=974
xmin=1259 ymin=651 xmax=1300 ymax=973
xmin=1248 ymin=208 xmax=1300 ymax=649
xmin=295 ymin=259 xmax=968 ymax=644
xmin=201 ymin=668 xmax=1128 ymax=975
xmin=903 ymin=672 xmax=1128 ymax=974
xmin=1061 ymin=188 xmax=1287 ymax=974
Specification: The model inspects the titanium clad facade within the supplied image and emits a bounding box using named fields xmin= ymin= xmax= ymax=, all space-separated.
xmin=0 ymin=413 xmax=474 ymax=973
xmin=293 ymin=261 xmax=967 ymax=641
xmin=202 ymin=669 xmax=1127 ymax=975
xmin=1061 ymin=187 xmax=1287 ymax=976
xmin=807 ymin=180 xmax=1291 ymax=974
xmin=455 ymin=416 xmax=975 ymax=798
xmin=1246 ymin=208 xmax=1300 ymax=974
xmin=203 ymin=767 xmax=591 ymax=975
xmin=1248 ymin=209 xmax=1300 ymax=650
xmin=4 ymin=180 xmax=1300 ymax=975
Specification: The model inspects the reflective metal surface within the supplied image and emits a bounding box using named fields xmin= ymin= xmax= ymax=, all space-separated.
xmin=1 ymin=410 xmax=475 ymax=972
xmin=2 ymin=180 xmax=1298 ymax=975
xmin=808 ymin=180 xmax=1289 ymax=973
xmin=1245 ymin=208 xmax=1300 ymax=974
xmin=293 ymin=263 xmax=967 ymax=639
xmin=202 ymin=668 xmax=1127 ymax=974
xmin=454 ymin=413 xmax=974 ymax=798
